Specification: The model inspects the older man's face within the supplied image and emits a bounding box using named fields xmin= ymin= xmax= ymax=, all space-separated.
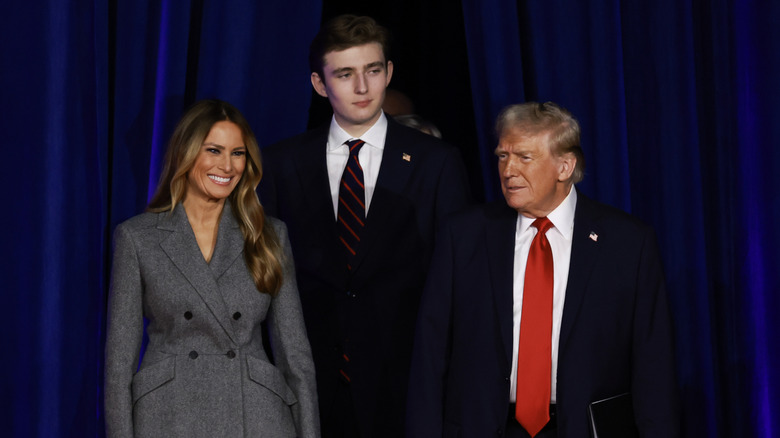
xmin=495 ymin=127 xmax=574 ymax=218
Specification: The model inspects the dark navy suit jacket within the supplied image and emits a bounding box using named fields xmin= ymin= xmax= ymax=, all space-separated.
xmin=259 ymin=117 xmax=471 ymax=437
xmin=407 ymin=192 xmax=679 ymax=437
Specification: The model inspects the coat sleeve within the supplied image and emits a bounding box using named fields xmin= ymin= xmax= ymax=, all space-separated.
xmin=631 ymin=229 xmax=681 ymax=437
xmin=406 ymin=219 xmax=457 ymax=438
xmin=266 ymin=221 xmax=321 ymax=438
xmin=104 ymin=223 xmax=145 ymax=438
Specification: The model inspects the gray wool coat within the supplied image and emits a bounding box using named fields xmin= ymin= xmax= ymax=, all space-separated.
xmin=104 ymin=203 xmax=319 ymax=438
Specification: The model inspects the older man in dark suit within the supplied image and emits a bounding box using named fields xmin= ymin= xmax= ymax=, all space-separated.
xmin=407 ymin=102 xmax=679 ymax=437
xmin=258 ymin=14 xmax=471 ymax=438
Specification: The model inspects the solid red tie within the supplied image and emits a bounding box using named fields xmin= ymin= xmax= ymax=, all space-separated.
xmin=515 ymin=217 xmax=554 ymax=437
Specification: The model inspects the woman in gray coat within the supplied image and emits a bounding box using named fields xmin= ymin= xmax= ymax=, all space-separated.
xmin=104 ymin=100 xmax=319 ymax=437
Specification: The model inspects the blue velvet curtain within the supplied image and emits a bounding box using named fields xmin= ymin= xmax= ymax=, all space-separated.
xmin=111 ymin=0 xmax=321 ymax=227
xmin=3 ymin=0 xmax=778 ymax=436
xmin=462 ymin=1 xmax=779 ymax=436
xmin=3 ymin=1 xmax=109 ymax=436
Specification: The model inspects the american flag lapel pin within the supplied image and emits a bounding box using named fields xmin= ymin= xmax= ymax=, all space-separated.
xmin=402 ymin=153 xmax=411 ymax=162
xmin=589 ymin=231 xmax=598 ymax=242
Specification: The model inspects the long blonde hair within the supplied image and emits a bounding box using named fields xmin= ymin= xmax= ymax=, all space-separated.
xmin=148 ymin=99 xmax=283 ymax=296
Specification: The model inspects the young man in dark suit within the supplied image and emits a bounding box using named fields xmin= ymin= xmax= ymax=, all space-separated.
xmin=258 ymin=14 xmax=471 ymax=438
xmin=407 ymin=102 xmax=679 ymax=437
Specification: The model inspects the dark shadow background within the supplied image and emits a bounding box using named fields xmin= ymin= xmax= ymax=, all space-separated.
xmin=2 ymin=0 xmax=778 ymax=436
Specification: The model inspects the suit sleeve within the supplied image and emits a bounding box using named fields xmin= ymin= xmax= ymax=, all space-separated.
xmin=104 ymin=224 xmax=145 ymax=438
xmin=406 ymin=220 xmax=456 ymax=438
xmin=433 ymin=146 xmax=471 ymax=226
xmin=631 ymin=229 xmax=681 ymax=436
xmin=267 ymin=221 xmax=320 ymax=438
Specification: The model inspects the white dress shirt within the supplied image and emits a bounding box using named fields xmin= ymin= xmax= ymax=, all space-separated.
xmin=509 ymin=187 xmax=577 ymax=404
xmin=326 ymin=114 xmax=388 ymax=218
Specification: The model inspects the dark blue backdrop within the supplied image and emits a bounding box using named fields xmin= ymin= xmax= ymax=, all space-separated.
xmin=2 ymin=1 xmax=777 ymax=436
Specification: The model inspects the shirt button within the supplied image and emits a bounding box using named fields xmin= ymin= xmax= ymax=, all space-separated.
xmin=184 ymin=311 xmax=193 ymax=320
xmin=226 ymin=350 xmax=236 ymax=359
xmin=232 ymin=312 xmax=241 ymax=320
xmin=189 ymin=351 xmax=198 ymax=359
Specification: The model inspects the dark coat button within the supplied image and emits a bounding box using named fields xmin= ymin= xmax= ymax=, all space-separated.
xmin=226 ymin=350 xmax=236 ymax=359
xmin=232 ymin=312 xmax=241 ymax=320
xmin=184 ymin=311 xmax=193 ymax=320
xmin=189 ymin=351 xmax=198 ymax=359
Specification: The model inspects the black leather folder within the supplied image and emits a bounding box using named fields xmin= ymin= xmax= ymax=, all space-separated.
xmin=588 ymin=392 xmax=639 ymax=438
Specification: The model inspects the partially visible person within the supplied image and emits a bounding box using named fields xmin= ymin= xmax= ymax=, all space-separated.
xmin=259 ymin=14 xmax=471 ymax=438
xmin=407 ymin=102 xmax=679 ymax=437
xmin=383 ymin=88 xmax=443 ymax=138
xmin=393 ymin=113 xmax=442 ymax=138
xmin=105 ymin=99 xmax=319 ymax=438
xmin=382 ymin=88 xmax=415 ymax=116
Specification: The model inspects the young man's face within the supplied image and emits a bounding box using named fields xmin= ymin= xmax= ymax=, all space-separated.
xmin=311 ymin=42 xmax=393 ymax=137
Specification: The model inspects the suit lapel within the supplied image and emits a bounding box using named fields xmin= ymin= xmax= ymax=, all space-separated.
xmin=349 ymin=122 xmax=413 ymax=273
xmin=158 ymin=204 xmax=239 ymax=344
xmin=559 ymin=192 xmax=601 ymax=353
xmin=485 ymin=203 xmax=519 ymax=366
xmin=293 ymin=127 xmax=349 ymax=284
xmin=296 ymin=126 xmax=338 ymax=233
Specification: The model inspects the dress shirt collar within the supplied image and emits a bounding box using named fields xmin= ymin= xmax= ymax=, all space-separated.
xmin=327 ymin=112 xmax=388 ymax=152
xmin=516 ymin=185 xmax=578 ymax=240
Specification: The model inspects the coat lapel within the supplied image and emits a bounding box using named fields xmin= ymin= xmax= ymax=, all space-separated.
xmin=208 ymin=202 xmax=244 ymax=281
xmin=558 ymin=192 xmax=601 ymax=353
xmin=158 ymin=204 xmax=239 ymax=344
xmin=348 ymin=122 xmax=413 ymax=273
xmin=485 ymin=203 xmax=519 ymax=367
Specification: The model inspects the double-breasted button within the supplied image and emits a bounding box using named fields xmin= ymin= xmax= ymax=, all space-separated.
xmin=226 ymin=350 xmax=236 ymax=359
xmin=184 ymin=311 xmax=193 ymax=320
xmin=189 ymin=350 xmax=198 ymax=359
xmin=232 ymin=312 xmax=241 ymax=320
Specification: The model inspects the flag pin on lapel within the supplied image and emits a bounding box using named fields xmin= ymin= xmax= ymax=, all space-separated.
xmin=589 ymin=231 xmax=598 ymax=242
xmin=402 ymin=153 xmax=411 ymax=162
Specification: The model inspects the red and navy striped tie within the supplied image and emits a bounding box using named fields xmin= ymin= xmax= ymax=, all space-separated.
xmin=337 ymin=139 xmax=366 ymax=270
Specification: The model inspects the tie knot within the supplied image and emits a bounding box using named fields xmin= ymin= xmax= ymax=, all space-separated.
xmin=532 ymin=217 xmax=553 ymax=235
xmin=345 ymin=139 xmax=365 ymax=157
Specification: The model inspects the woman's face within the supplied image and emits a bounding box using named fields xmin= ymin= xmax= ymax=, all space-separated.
xmin=186 ymin=121 xmax=246 ymax=204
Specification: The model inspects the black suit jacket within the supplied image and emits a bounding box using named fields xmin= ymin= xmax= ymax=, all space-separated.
xmin=259 ymin=117 xmax=471 ymax=437
xmin=407 ymin=192 xmax=679 ymax=437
